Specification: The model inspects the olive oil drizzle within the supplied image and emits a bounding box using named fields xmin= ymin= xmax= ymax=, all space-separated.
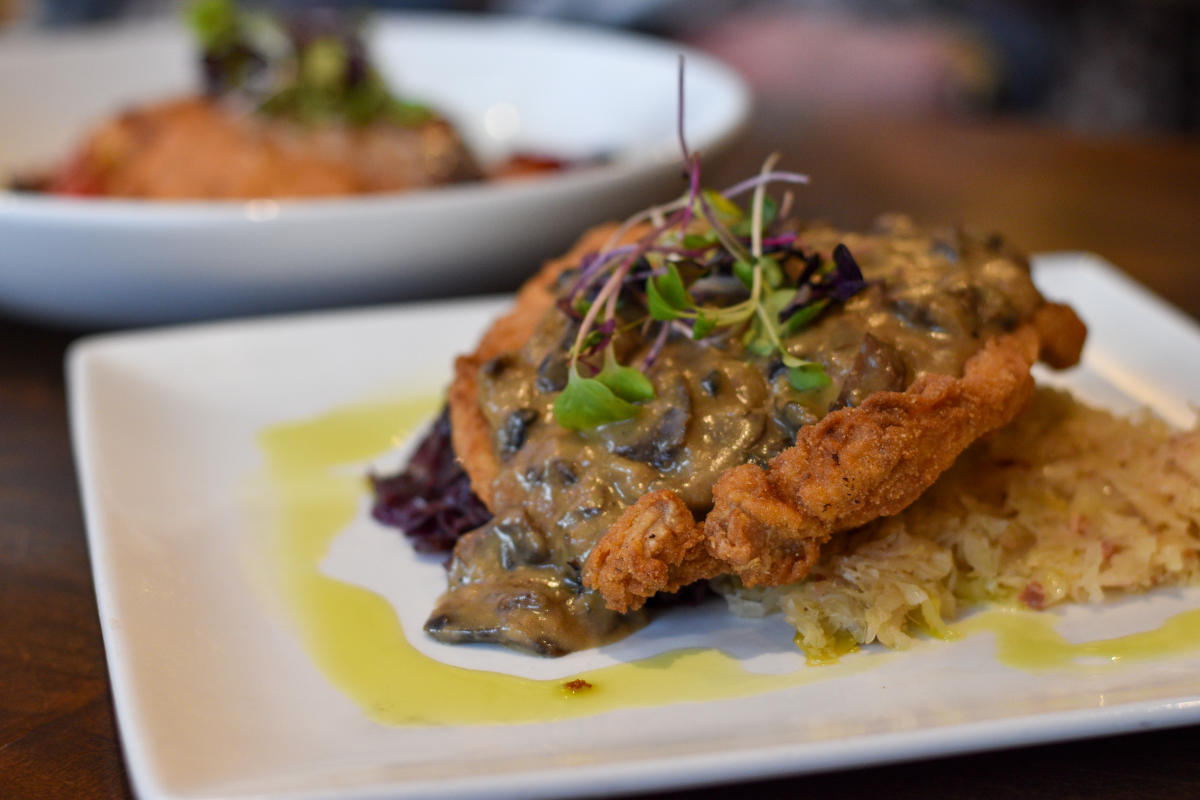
xmin=257 ymin=396 xmax=1200 ymax=726
xmin=954 ymin=607 xmax=1200 ymax=671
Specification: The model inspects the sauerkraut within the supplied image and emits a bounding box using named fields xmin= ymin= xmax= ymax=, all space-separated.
xmin=718 ymin=388 xmax=1200 ymax=660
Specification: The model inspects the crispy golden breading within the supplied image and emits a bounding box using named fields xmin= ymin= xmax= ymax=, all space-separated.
xmin=583 ymin=491 xmax=725 ymax=607
xmin=583 ymin=324 xmax=1070 ymax=612
xmin=1032 ymin=301 xmax=1089 ymax=369
xmin=450 ymin=226 xmax=1087 ymax=613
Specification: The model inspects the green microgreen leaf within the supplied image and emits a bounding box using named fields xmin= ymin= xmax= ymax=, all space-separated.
xmin=302 ymin=38 xmax=348 ymax=90
xmin=715 ymin=302 xmax=756 ymax=326
xmin=699 ymin=200 xmax=752 ymax=263
xmin=657 ymin=263 xmax=692 ymax=310
xmin=692 ymin=312 xmax=717 ymax=340
xmin=187 ymin=0 xmax=237 ymax=50
xmin=780 ymin=298 xmax=830 ymax=336
xmin=763 ymin=194 xmax=778 ymax=225
xmin=732 ymin=195 xmax=777 ymax=237
xmin=646 ymin=278 xmax=684 ymax=321
xmin=700 ymin=189 xmax=742 ymax=223
xmin=779 ymin=352 xmax=807 ymax=368
xmin=746 ymin=338 xmax=776 ymax=357
xmin=646 ymin=263 xmax=693 ymax=320
xmin=596 ymin=349 xmax=656 ymax=403
xmin=581 ymin=329 xmax=608 ymax=352
xmin=388 ymin=98 xmax=434 ymax=126
xmin=763 ymin=287 xmax=801 ymax=326
xmin=759 ymin=256 xmax=785 ymax=290
xmin=786 ymin=362 xmax=831 ymax=392
xmin=742 ymin=318 xmax=775 ymax=357
xmin=755 ymin=287 xmax=795 ymax=351
xmin=733 ymin=259 xmax=755 ymax=289
xmin=553 ymin=368 xmax=639 ymax=430
xmin=682 ymin=232 xmax=718 ymax=250
xmin=764 ymin=286 xmax=795 ymax=315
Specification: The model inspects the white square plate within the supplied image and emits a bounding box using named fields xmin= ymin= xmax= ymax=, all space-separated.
xmin=69 ymin=254 xmax=1200 ymax=800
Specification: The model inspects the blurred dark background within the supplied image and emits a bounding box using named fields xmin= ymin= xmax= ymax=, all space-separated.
xmin=7 ymin=0 xmax=1198 ymax=136
xmin=4 ymin=0 xmax=1195 ymax=136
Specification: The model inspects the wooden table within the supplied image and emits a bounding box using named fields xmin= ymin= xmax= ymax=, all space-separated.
xmin=3 ymin=114 xmax=1199 ymax=799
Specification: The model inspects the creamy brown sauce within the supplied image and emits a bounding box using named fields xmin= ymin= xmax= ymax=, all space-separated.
xmin=427 ymin=216 xmax=1045 ymax=655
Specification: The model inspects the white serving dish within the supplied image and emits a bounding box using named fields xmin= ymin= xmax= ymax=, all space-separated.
xmin=0 ymin=14 xmax=748 ymax=326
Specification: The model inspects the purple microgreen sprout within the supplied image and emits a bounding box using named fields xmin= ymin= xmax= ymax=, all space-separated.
xmin=831 ymin=243 xmax=868 ymax=300
xmin=602 ymin=196 xmax=688 ymax=254
xmin=642 ymin=322 xmax=671 ymax=370
xmin=761 ymin=233 xmax=799 ymax=249
xmin=721 ymin=170 xmax=810 ymax=201
xmin=550 ymin=59 xmax=870 ymax=429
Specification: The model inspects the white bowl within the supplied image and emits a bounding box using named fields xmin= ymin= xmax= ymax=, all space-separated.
xmin=0 ymin=14 xmax=748 ymax=327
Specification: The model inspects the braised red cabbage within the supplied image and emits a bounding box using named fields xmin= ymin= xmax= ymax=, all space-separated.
xmin=370 ymin=407 xmax=491 ymax=553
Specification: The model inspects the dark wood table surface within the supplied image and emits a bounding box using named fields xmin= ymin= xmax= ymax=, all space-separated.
xmin=3 ymin=112 xmax=1200 ymax=799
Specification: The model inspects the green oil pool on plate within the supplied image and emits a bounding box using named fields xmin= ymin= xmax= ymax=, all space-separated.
xmin=954 ymin=606 xmax=1200 ymax=671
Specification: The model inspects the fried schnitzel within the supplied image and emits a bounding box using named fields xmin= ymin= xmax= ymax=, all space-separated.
xmin=432 ymin=210 xmax=1084 ymax=654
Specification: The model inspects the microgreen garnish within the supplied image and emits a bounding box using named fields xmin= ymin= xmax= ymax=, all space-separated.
xmin=549 ymin=59 xmax=866 ymax=430
xmin=186 ymin=0 xmax=432 ymax=126
xmin=554 ymin=367 xmax=639 ymax=431
xmin=596 ymin=349 xmax=657 ymax=403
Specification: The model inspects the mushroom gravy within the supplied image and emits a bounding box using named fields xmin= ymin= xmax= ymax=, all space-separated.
xmin=427 ymin=217 xmax=1046 ymax=655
